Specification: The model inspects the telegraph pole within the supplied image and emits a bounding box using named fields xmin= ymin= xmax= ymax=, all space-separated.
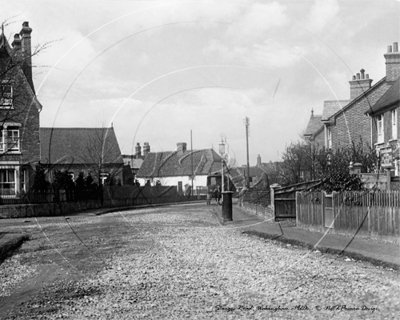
xmin=244 ymin=117 xmax=250 ymax=188
xmin=191 ymin=130 xmax=193 ymax=196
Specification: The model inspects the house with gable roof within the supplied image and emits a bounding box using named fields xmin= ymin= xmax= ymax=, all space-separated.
xmin=304 ymin=42 xmax=399 ymax=154
xmin=136 ymin=142 xmax=224 ymax=190
xmin=303 ymin=109 xmax=324 ymax=146
xmin=40 ymin=127 xmax=125 ymax=185
xmin=366 ymin=76 xmax=400 ymax=176
xmin=0 ymin=22 xmax=42 ymax=197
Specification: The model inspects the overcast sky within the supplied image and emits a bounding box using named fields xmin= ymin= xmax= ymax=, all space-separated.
xmin=2 ymin=0 xmax=399 ymax=165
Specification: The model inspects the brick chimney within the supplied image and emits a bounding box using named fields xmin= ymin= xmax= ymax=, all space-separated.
xmin=177 ymin=142 xmax=187 ymax=155
xmin=135 ymin=142 xmax=142 ymax=158
xmin=20 ymin=22 xmax=34 ymax=92
xmin=143 ymin=142 xmax=150 ymax=156
xmin=384 ymin=42 xmax=400 ymax=82
xmin=349 ymin=68 xmax=373 ymax=100
xmin=11 ymin=34 xmax=21 ymax=50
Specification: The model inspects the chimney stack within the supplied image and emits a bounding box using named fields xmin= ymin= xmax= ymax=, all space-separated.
xmin=349 ymin=68 xmax=373 ymax=100
xmin=143 ymin=142 xmax=150 ymax=156
xmin=257 ymin=154 xmax=261 ymax=166
xmin=19 ymin=22 xmax=34 ymax=92
xmin=384 ymin=42 xmax=400 ymax=82
xmin=177 ymin=142 xmax=187 ymax=155
xmin=135 ymin=143 xmax=142 ymax=158
xmin=11 ymin=34 xmax=21 ymax=49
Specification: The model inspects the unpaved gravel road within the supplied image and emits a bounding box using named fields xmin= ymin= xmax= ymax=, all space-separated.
xmin=0 ymin=204 xmax=399 ymax=319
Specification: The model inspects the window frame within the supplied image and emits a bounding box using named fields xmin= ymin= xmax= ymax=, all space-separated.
xmin=7 ymin=128 xmax=20 ymax=152
xmin=327 ymin=126 xmax=332 ymax=148
xmin=0 ymin=84 xmax=13 ymax=108
xmin=377 ymin=114 xmax=384 ymax=143
xmin=0 ymin=169 xmax=16 ymax=195
xmin=391 ymin=109 xmax=398 ymax=140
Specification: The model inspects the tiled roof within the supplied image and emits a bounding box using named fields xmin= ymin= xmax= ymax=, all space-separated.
xmin=40 ymin=127 xmax=124 ymax=165
xmin=321 ymin=100 xmax=350 ymax=121
xmin=136 ymin=148 xmax=222 ymax=178
xmin=304 ymin=114 xmax=323 ymax=136
xmin=367 ymin=77 xmax=400 ymax=114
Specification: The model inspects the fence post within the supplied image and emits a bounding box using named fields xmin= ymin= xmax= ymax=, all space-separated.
xmin=270 ymin=186 xmax=275 ymax=217
xmin=296 ymin=192 xmax=299 ymax=226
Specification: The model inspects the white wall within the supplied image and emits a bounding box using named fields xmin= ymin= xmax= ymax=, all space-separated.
xmin=137 ymin=175 xmax=207 ymax=188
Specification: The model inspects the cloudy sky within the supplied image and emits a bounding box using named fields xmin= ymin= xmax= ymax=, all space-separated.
xmin=2 ymin=0 xmax=399 ymax=165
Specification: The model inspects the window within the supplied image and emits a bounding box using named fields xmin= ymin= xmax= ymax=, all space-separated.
xmin=377 ymin=115 xmax=384 ymax=143
xmin=0 ymin=130 xmax=3 ymax=152
xmin=392 ymin=109 xmax=398 ymax=140
xmin=0 ymin=85 xmax=13 ymax=107
xmin=0 ymin=169 xmax=16 ymax=195
xmin=327 ymin=127 xmax=332 ymax=148
xmin=7 ymin=127 xmax=20 ymax=152
xmin=21 ymin=169 xmax=27 ymax=192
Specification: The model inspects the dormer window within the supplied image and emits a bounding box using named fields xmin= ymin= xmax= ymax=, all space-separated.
xmin=0 ymin=84 xmax=13 ymax=108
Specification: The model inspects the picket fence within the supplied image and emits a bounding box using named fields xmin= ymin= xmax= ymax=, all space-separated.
xmin=297 ymin=190 xmax=400 ymax=239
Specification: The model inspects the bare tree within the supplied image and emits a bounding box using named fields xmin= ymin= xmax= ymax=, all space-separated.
xmin=78 ymin=127 xmax=124 ymax=186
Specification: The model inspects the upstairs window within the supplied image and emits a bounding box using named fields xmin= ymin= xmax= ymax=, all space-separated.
xmin=0 ymin=127 xmax=20 ymax=153
xmin=377 ymin=115 xmax=384 ymax=143
xmin=7 ymin=127 xmax=20 ymax=152
xmin=327 ymin=126 xmax=332 ymax=148
xmin=391 ymin=109 xmax=398 ymax=140
xmin=0 ymin=85 xmax=13 ymax=108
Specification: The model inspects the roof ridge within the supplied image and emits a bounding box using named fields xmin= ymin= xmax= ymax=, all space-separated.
xmin=328 ymin=76 xmax=387 ymax=120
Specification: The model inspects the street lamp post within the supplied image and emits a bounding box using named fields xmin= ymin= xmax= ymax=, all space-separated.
xmin=219 ymin=137 xmax=233 ymax=222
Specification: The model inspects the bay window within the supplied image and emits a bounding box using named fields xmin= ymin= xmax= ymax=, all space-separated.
xmin=0 ymin=169 xmax=16 ymax=195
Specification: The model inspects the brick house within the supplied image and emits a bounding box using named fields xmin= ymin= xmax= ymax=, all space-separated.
xmin=366 ymin=76 xmax=399 ymax=176
xmin=136 ymin=142 xmax=223 ymax=190
xmin=0 ymin=22 xmax=42 ymax=197
xmin=304 ymin=42 xmax=399 ymax=153
xmin=40 ymin=127 xmax=125 ymax=185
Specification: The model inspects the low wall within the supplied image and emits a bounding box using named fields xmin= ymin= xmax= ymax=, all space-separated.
xmin=0 ymin=200 xmax=102 ymax=219
xmin=0 ymin=194 xmax=206 ymax=219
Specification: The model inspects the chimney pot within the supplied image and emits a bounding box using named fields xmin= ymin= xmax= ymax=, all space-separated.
xmin=366 ymin=74 xmax=369 ymax=79
xmin=356 ymin=73 xmax=360 ymax=80
xmin=393 ymin=42 xmax=399 ymax=52
xmin=22 ymin=21 xmax=29 ymax=28
xmin=352 ymin=75 xmax=356 ymax=80
xmin=360 ymin=69 xmax=365 ymax=79
xmin=388 ymin=45 xmax=393 ymax=53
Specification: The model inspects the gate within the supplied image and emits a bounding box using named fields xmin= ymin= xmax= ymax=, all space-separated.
xmin=324 ymin=193 xmax=334 ymax=228
xmin=273 ymin=180 xmax=322 ymax=221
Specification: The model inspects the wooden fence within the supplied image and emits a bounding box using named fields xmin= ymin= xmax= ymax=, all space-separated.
xmin=297 ymin=190 xmax=400 ymax=240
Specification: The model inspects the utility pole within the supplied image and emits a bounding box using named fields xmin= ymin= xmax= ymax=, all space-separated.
xmin=244 ymin=117 xmax=250 ymax=188
xmin=191 ymin=130 xmax=193 ymax=197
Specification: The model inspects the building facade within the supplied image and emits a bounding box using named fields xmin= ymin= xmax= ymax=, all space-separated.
xmin=0 ymin=22 xmax=42 ymax=197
